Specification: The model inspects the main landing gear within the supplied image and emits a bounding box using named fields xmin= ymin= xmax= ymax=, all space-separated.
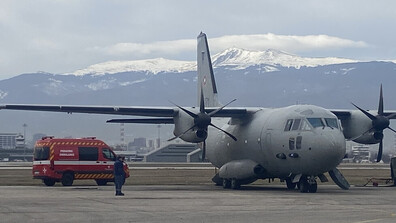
xmin=222 ymin=178 xmax=241 ymax=190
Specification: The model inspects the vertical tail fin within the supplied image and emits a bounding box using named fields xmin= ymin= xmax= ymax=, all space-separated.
xmin=197 ymin=32 xmax=220 ymax=107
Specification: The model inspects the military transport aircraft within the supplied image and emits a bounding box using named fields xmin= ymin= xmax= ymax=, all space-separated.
xmin=1 ymin=32 xmax=396 ymax=193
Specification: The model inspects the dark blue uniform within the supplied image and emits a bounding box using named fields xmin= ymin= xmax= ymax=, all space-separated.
xmin=114 ymin=158 xmax=125 ymax=196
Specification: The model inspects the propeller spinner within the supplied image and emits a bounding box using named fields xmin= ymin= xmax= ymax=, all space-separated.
xmin=169 ymin=88 xmax=237 ymax=161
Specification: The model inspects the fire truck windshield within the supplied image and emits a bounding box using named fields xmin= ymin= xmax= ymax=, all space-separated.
xmin=34 ymin=147 xmax=50 ymax=160
xmin=102 ymin=148 xmax=116 ymax=161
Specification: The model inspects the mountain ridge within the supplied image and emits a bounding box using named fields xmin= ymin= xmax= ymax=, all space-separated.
xmin=66 ymin=48 xmax=362 ymax=76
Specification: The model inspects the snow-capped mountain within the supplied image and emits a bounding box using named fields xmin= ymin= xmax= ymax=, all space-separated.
xmin=67 ymin=48 xmax=358 ymax=76
xmin=212 ymin=48 xmax=358 ymax=69
xmin=71 ymin=58 xmax=196 ymax=76
xmin=1 ymin=48 xmax=396 ymax=144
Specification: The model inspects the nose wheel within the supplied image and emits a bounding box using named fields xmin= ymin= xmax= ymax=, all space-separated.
xmin=299 ymin=176 xmax=317 ymax=193
xmin=222 ymin=178 xmax=241 ymax=189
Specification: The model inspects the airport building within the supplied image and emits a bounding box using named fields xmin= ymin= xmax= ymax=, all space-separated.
xmin=144 ymin=144 xmax=201 ymax=162
xmin=0 ymin=133 xmax=25 ymax=150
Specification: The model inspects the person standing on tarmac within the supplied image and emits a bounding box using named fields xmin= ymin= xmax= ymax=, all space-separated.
xmin=114 ymin=155 xmax=126 ymax=196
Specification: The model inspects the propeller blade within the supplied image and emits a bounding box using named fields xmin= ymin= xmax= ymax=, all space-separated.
xmin=378 ymin=84 xmax=384 ymax=115
xmin=386 ymin=113 xmax=396 ymax=119
xmin=351 ymin=102 xmax=376 ymax=121
xmin=208 ymin=99 xmax=237 ymax=117
xmin=167 ymin=124 xmax=197 ymax=141
xmin=170 ymin=101 xmax=198 ymax=118
xmin=201 ymin=141 xmax=206 ymax=162
xmin=388 ymin=126 xmax=396 ymax=134
xmin=209 ymin=123 xmax=237 ymax=141
xmin=377 ymin=140 xmax=383 ymax=162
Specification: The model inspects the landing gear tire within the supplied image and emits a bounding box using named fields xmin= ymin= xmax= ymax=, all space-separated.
xmin=286 ymin=179 xmax=297 ymax=190
xmin=231 ymin=179 xmax=240 ymax=190
xmin=299 ymin=178 xmax=309 ymax=193
xmin=222 ymin=179 xmax=231 ymax=189
xmin=43 ymin=179 xmax=56 ymax=186
xmin=61 ymin=172 xmax=74 ymax=186
xmin=308 ymin=182 xmax=318 ymax=193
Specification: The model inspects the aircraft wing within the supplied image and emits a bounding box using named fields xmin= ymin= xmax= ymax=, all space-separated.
xmin=0 ymin=104 xmax=177 ymax=117
xmin=330 ymin=110 xmax=352 ymax=120
xmin=0 ymin=104 xmax=251 ymax=123
xmin=331 ymin=109 xmax=396 ymax=120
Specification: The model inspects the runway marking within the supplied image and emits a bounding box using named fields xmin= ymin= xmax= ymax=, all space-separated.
xmin=353 ymin=219 xmax=383 ymax=223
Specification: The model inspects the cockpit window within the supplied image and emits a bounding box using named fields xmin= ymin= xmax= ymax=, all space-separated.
xmin=299 ymin=119 xmax=312 ymax=131
xmin=291 ymin=119 xmax=301 ymax=130
xmin=325 ymin=118 xmax=339 ymax=129
xmin=284 ymin=119 xmax=293 ymax=131
xmin=285 ymin=119 xmax=313 ymax=131
xmin=307 ymin=118 xmax=325 ymax=128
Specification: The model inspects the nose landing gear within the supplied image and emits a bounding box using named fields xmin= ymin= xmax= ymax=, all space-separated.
xmin=299 ymin=176 xmax=317 ymax=193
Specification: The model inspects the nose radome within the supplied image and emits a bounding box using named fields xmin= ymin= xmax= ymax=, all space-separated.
xmin=304 ymin=132 xmax=346 ymax=175
xmin=322 ymin=132 xmax=346 ymax=166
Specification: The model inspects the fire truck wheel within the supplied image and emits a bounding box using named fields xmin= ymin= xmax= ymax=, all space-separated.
xmin=95 ymin=179 xmax=108 ymax=186
xmin=61 ymin=172 xmax=74 ymax=186
xmin=43 ymin=179 xmax=56 ymax=186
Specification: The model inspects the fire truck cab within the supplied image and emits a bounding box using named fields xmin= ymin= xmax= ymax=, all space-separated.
xmin=32 ymin=136 xmax=129 ymax=186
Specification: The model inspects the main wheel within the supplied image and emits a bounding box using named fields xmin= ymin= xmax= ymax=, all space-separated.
xmin=61 ymin=172 xmax=74 ymax=186
xmin=231 ymin=179 xmax=240 ymax=190
xmin=299 ymin=177 xmax=309 ymax=193
xmin=43 ymin=179 xmax=56 ymax=186
xmin=95 ymin=179 xmax=108 ymax=186
xmin=286 ymin=179 xmax=297 ymax=190
xmin=308 ymin=182 xmax=318 ymax=193
xmin=222 ymin=179 xmax=231 ymax=189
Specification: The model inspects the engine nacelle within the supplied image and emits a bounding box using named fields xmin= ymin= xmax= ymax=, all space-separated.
xmin=352 ymin=132 xmax=382 ymax=145
xmin=340 ymin=110 xmax=380 ymax=144
xmin=173 ymin=110 xmax=207 ymax=143
xmin=219 ymin=159 xmax=266 ymax=180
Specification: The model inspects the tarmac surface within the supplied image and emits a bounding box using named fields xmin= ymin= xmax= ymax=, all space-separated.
xmin=1 ymin=184 xmax=396 ymax=223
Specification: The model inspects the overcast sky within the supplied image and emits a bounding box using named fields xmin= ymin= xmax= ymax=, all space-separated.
xmin=0 ymin=0 xmax=395 ymax=80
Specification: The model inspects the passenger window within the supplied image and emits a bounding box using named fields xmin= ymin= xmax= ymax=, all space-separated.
xmin=296 ymin=136 xmax=302 ymax=149
xmin=307 ymin=118 xmax=325 ymax=128
xmin=78 ymin=147 xmax=98 ymax=161
xmin=102 ymin=148 xmax=116 ymax=161
xmin=284 ymin=119 xmax=293 ymax=131
xmin=291 ymin=119 xmax=301 ymax=130
xmin=299 ymin=120 xmax=312 ymax=131
xmin=289 ymin=138 xmax=295 ymax=150
xmin=325 ymin=118 xmax=339 ymax=129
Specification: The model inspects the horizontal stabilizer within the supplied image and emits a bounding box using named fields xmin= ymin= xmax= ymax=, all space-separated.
xmin=106 ymin=118 xmax=174 ymax=124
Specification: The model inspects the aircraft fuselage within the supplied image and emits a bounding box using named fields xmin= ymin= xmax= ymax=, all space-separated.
xmin=206 ymin=104 xmax=346 ymax=179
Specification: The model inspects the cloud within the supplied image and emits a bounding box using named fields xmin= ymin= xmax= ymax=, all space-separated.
xmin=210 ymin=34 xmax=369 ymax=53
xmin=95 ymin=39 xmax=195 ymax=56
xmin=93 ymin=33 xmax=369 ymax=58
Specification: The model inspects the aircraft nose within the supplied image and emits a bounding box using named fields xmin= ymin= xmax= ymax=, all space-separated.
xmin=318 ymin=131 xmax=346 ymax=168
xmin=301 ymin=131 xmax=346 ymax=175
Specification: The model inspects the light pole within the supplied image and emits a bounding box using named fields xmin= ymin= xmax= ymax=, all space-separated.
xmin=157 ymin=125 xmax=161 ymax=148
xmin=23 ymin=124 xmax=27 ymax=158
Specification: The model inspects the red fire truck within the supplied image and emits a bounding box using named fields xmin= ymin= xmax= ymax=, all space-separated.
xmin=32 ymin=136 xmax=129 ymax=186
